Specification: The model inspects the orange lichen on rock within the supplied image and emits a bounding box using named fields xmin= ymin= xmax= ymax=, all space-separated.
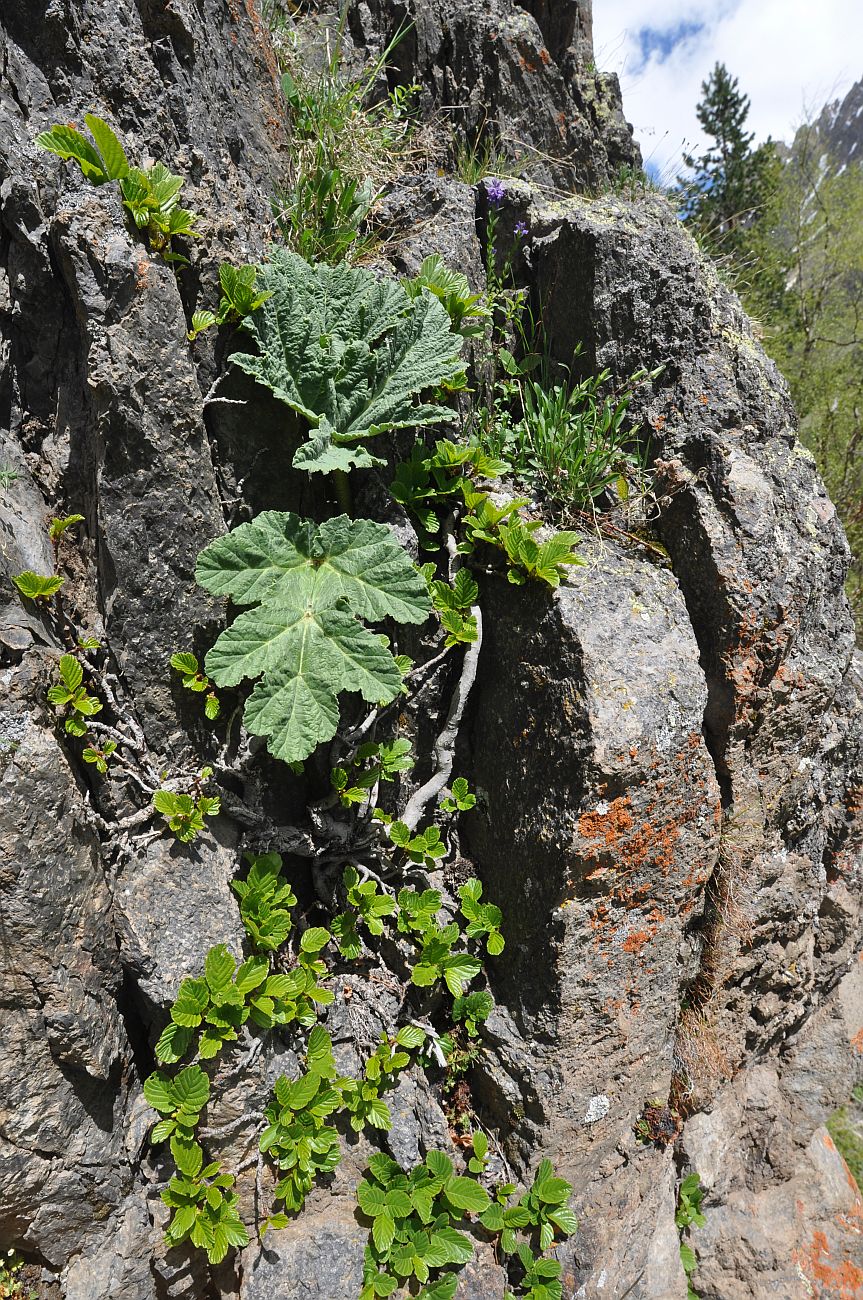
xmin=793 ymin=1229 xmax=863 ymax=1298
xmin=578 ymin=797 xmax=635 ymax=844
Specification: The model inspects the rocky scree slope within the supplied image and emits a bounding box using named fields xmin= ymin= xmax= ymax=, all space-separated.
xmin=0 ymin=1 xmax=862 ymax=1298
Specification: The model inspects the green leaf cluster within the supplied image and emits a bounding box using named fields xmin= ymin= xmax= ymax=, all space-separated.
xmin=330 ymin=737 xmax=414 ymax=808
xmin=392 ymin=438 xmax=581 ymax=587
xmin=187 ymin=263 xmax=273 ymax=340
xmin=49 ymin=513 xmax=84 ymax=542
xmin=458 ymin=879 xmax=505 ymax=956
xmin=401 ymin=255 xmax=492 ymax=339
xmin=229 ymin=250 xmax=465 ymax=474
xmin=485 ymin=367 xmax=646 ymax=512
xmin=427 ymin=569 xmax=479 ymax=647
xmin=494 ymin=517 xmax=583 ymax=588
xmin=143 ymin=1063 xmax=210 ymax=1156
xmin=481 ymin=1161 xmax=577 ymax=1256
xmin=338 ymin=1025 xmax=425 ymax=1133
xmin=161 ymin=1161 xmax=249 ymax=1264
xmin=358 ymin=1150 xmax=488 ymax=1299
xmin=390 ymin=439 xmax=505 ymax=546
xmin=154 ymin=938 xmax=331 ymax=1064
xmin=452 ymin=990 xmax=494 ymax=1038
xmin=331 ymin=865 xmax=397 ymax=959
xmin=468 ymin=1130 xmax=489 ymax=1175
xmin=260 ymin=1027 xmax=344 ymax=1217
xmin=509 ymin=1244 xmax=565 ymax=1300
xmin=521 ymin=1161 xmax=578 ymax=1251
xmin=231 ymin=852 xmax=298 ymax=952
xmin=153 ymin=788 xmax=220 ymax=843
xmin=170 ymin=651 xmax=220 ymax=720
xmin=36 ymin=114 xmax=199 ymax=263
xmin=196 ymin=511 xmax=430 ymax=764
xmin=676 ymin=1172 xmax=706 ymax=1298
xmin=440 ymin=777 xmax=476 ymax=814
xmin=82 ymin=740 xmax=116 ymax=773
xmin=259 ymin=1024 xmax=426 ymax=1223
xmin=47 ymin=654 xmax=102 ymax=736
xmin=386 ymin=820 xmax=447 ymax=869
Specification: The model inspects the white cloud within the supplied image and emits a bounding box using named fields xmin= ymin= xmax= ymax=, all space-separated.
xmin=592 ymin=0 xmax=863 ymax=183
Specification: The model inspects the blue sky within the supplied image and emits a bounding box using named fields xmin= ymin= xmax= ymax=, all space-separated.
xmin=593 ymin=0 xmax=863 ymax=182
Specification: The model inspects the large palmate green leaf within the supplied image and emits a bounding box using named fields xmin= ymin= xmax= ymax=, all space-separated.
xmin=230 ymin=249 xmax=465 ymax=473
xmin=196 ymin=512 xmax=430 ymax=763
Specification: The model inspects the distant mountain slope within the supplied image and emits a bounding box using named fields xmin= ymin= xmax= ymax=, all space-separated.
xmin=805 ymin=75 xmax=863 ymax=168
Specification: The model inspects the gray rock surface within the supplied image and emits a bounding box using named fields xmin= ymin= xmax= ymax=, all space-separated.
xmin=1 ymin=2 xmax=862 ymax=1299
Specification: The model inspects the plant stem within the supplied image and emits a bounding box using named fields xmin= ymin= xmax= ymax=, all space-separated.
xmin=333 ymin=468 xmax=353 ymax=515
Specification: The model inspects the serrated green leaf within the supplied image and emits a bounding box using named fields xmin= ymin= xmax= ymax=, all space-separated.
xmin=58 ymin=654 xmax=84 ymax=692
xmin=372 ymin=1210 xmax=395 ymax=1253
xmin=205 ymin=945 xmax=236 ymax=992
xmin=300 ymin=927 xmax=330 ymax=953
xmin=443 ymin=1177 xmax=490 ymax=1213
xmin=548 ymin=1206 xmax=578 ymax=1236
xmin=170 ymin=1065 xmax=209 ymax=1113
xmin=357 ymin=1180 xmax=388 ymax=1217
xmin=83 ymin=114 xmax=129 ymax=179
xmin=429 ymin=1225 xmax=474 ymax=1265
xmin=197 ymin=511 xmax=430 ymax=764
xmin=395 ymin=1025 xmax=425 ymax=1049
xmin=155 ymin=1021 xmax=193 ymax=1064
xmin=235 ymin=956 xmax=269 ymax=995
xmin=36 ymin=124 xmax=108 ymax=183
xmin=143 ymin=1072 xmax=174 ymax=1114
xmin=231 ymin=250 xmax=464 ymax=462
xmin=13 ymin=571 xmax=64 ymax=600
xmin=171 ymin=977 xmax=210 ymax=1026
xmin=171 ymin=652 xmax=199 ymax=675
xmin=170 ymin=1203 xmax=198 ymax=1238
xmin=479 ymin=1203 xmax=504 ymax=1232
xmin=150 ymin=1118 xmax=175 ymax=1143
xmin=442 ymin=954 xmax=482 ymax=997
xmin=537 ymin=1177 xmax=572 ymax=1205
xmin=171 ymin=1136 xmax=204 ymax=1177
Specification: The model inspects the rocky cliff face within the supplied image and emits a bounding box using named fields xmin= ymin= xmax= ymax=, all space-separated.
xmin=1 ymin=3 xmax=862 ymax=1298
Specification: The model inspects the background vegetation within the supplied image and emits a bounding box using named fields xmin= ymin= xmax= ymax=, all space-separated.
xmin=679 ymin=65 xmax=863 ymax=636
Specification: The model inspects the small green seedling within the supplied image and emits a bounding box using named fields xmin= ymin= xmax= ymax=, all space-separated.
xmin=12 ymin=571 xmax=64 ymax=602
xmin=676 ymin=1172 xmax=706 ymax=1298
xmin=330 ymin=738 xmax=414 ymax=808
xmin=387 ymin=820 xmax=447 ymax=868
xmin=82 ymin=740 xmax=117 ymax=773
xmin=331 ymin=865 xmax=397 ymax=959
xmin=440 ymin=777 xmax=476 ymax=814
xmin=231 ymin=851 xmax=298 ymax=952
xmin=468 ymin=1130 xmax=489 ymax=1174
xmin=458 ymin=878 xmax=505 ymax=955
xmin=170 ymin=652 xmax=220 ymax=719
xmin=47 ymin=654 xmax=102 ymax=736
xmin=187 ymin=263 xmax=272 ymax=339
xmin=452 ymin=989 xmax=494 ymax=1038
xmin=49 ymin=513 xmax=84 ymax=543
xmin=153 ymin=788 xmax=220 ymax=843
xmin=37 ymin=114 xmax=199 ymax=263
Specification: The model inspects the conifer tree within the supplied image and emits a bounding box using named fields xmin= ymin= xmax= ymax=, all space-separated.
xmin=679 ymin=62 xmax=777 ymax=256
